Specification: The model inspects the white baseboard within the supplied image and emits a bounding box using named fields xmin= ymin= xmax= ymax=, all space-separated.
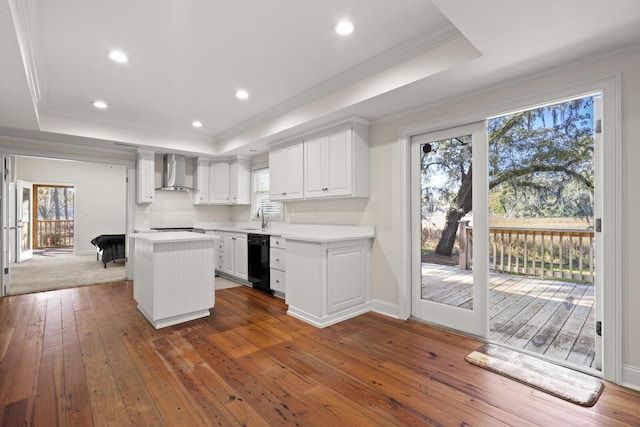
xmin=287 ymin=303 xmax=372 ymax=328
xmin=621 ymin=364 xmax=640 ymax=392
xmin=371 ymin=299 xmax=402 ymax=319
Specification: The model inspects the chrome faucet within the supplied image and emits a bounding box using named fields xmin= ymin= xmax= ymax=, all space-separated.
xmin=257 ymin=208 xmax=268 ymax=231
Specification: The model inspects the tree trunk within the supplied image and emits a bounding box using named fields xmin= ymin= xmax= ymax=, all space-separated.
xmin=64 ymin=188 xmax=69 ymax=219
xmin=435 ymin=209 xmax=466 ymax=256
xmin=435 ymin=164 xmax=473 ymax=257
xmin=53 ymin=188 xmax=61 ymax=220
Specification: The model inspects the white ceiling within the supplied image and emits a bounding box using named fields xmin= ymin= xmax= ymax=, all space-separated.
xmin=1 ymin=0 xmax=639 ymax=157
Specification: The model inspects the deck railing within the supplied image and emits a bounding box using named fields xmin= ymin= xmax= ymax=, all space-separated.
xmin=458 ymin=221 xmax=595 ymax=282
xmin=35 ymin=219 xmax=74 ymax=248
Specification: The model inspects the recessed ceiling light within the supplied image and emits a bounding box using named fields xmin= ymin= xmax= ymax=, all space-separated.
xmin=192 ymin=121 xmax=203 ymax=128
xmin=236 ymin=89 xmax=249 ymax=100
xmin=335 ymin=21 xmax=355 ymax=36
xmin=92 ymin=100 xmax=108 ymax=109
xmin=108 ymin=50 xmax=129 ymax=63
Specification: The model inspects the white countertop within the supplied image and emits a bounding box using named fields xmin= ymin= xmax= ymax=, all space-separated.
xmin=192 ymin=222 xmax=375 ymax=243
xmin=132 ymin=231 xmax=218 ymax=244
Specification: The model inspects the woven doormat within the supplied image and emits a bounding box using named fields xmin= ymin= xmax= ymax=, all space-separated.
xmin=465 ymin=344 xmax=603 ymax=407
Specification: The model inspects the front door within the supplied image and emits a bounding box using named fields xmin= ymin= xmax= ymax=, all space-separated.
xmin=16 ymin=179 xmax=33 ymax=262
xmin=411 ymin=121 xmax=489 ymax=337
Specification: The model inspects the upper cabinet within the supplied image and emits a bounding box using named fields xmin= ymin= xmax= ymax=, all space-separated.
xmin=270 ymin=143 xmax=304 ymax=201
xmin=270 ymin=121 xmax=369 ymax=202
xmin=229 ymin=157 xmax=251 ymax=204
xmin=193 ymin=157 xmax=210 ymax=205
xmin=136 ymin=149 xmax=155 ymax=204
xmin=193 ymin=157 xmax=251 ymax=205
xmin=209 ymin=161 xmax=230 ymax=204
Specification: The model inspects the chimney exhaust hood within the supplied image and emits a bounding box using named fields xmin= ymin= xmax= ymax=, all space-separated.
xmin=158 ymin=154 xmax=193 ymax=191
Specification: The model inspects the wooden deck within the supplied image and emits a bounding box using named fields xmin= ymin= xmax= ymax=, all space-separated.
xmin=422 ymin=263 xmax=596 ymax=370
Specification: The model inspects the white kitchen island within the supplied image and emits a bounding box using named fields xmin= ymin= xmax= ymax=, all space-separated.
xmin=132 ymin=232 xmax=217 ymax=329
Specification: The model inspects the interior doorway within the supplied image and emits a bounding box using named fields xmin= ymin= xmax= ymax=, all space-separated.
xmin=1 ymin=154 xmax=128 ymax=296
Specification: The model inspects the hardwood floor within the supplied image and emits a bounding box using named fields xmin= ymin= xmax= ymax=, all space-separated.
xmin=422 ymin=263 xmax=596 ymax=369
xmin=1 ymin=281 xmax=640 ymax=426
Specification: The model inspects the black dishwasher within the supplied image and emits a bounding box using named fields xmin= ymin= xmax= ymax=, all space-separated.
xmin=247 ymin=234 xmax=271 ymax=294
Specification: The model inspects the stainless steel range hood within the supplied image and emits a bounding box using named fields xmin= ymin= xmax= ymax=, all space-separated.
xmin=157 ymin=154 xmax=193 ymax=191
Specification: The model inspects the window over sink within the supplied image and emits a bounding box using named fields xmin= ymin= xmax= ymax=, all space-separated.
xmin=252 ymin=166 xmax=283 ymax=221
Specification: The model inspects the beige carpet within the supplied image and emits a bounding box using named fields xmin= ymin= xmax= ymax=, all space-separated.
xmin=8 ymin=252 xmax=126 ymax=295
xmin=465 ymin=344 xmax=603 ymax=407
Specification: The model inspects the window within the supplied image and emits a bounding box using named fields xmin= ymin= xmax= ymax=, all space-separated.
xmin=252 ymin=167 xmax=283 ymax=221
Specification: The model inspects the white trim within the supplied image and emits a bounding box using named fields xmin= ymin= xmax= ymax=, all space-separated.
xmin=251 ymin=161 xmax=269 ymax=171
xmin=371 ymin=299 xmax=401 ymax=319
xmin=622 ymin=365 xmax=640 ymax=392
xmin=398 ymin=128 xmax=411 ymax=320
xmin=0 ymin=135 xmax=135 ymax=167
xmin=399 ymin=74 xmax=621 ymax=384
xmin=600 ymin=74 xmax=622 ymax=384
xmin=287 ymin=302 xmax=372 ymax=329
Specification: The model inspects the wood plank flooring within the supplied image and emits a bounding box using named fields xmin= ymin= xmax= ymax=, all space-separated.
xmin=2 ymin=281 xmax=640 ymax=426
xmin=422 ymin=263 xmax=597 ymax=369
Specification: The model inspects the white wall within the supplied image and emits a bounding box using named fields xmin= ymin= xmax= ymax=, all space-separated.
xmin=230 ymin=48 xmax=640 ymax=387
xmin=364 ymin=48 xmax=640 ymax=386
xmin=16 ymin=156 xmax=127 ymax=254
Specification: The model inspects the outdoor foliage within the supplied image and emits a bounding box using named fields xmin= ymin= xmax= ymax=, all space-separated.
xmin=37 ymin=186 xmax=74 ymax=220
xmin=421 ymin=96 xmax=595 ymax=257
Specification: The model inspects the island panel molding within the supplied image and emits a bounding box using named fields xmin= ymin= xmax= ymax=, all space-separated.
xmin=132 ymin=232 xmax=216 ymax=329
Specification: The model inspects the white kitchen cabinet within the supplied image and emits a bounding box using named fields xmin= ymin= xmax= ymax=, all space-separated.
xmin=136 ymin=150 xmax=155 ymax=204
xmin=303 ymin=123 xmax=369 ymax=199
xmin=235 ymin=233 xmax=248 ymax=280
xmin=223 ymin=232 xmax=248 ymax=280
xmin=285 ymin=237 xmax=372 ymax=328
xmin=210 ymin=161 xmax=230 ymax=204
xmin=229 ymin=157 xmax=251 ymax=204
xmin=269 ymin=236 xmax=286 ymax=295
xmin=195 ymin=157 xmax=251 ymax=205
xmin=269 ymin=143 xmax=303 ymax=201
xmin=206 ymin=230 xmax=225 ymax=272
xmin=193 ymin=157 xmax=210 ymax=205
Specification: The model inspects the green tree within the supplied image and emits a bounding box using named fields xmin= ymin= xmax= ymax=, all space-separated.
xmin=422 ymin=97 xmax=594 ymax=257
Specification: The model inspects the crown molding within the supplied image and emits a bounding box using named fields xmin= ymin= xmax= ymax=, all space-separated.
xmin=8 ymin=0 xmax=45 ymax=119
xmin=214 ymin=23 xmax=462 ymax=144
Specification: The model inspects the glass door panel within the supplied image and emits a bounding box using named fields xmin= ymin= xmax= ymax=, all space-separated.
xmin=17 ymin=180 xmax=33 ymax=262
xmin=412 ymin=122 xmax=488 ymax=337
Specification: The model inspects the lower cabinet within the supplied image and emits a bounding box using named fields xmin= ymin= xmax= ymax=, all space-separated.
xmin=222 ymin=232 xmax=248 ymax=281
xmin=269 ymin=236 xmax=286 ymax=295
xmin=285 ymin=237 xmax=372 ymax=328
xmin=206 ymin=231 xmax=225 ymax=272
